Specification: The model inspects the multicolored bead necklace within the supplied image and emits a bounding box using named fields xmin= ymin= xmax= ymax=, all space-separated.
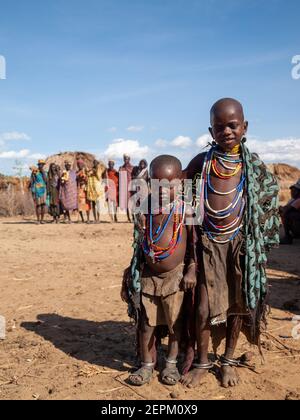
xmin=200 ymin=146 xmax=245 ymax=244
xmin=142 ymin=199 xmax=186 ymax=262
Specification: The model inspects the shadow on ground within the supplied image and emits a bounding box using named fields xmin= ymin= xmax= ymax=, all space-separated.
xmin=21 ymin=314 xmax=136 ymax=371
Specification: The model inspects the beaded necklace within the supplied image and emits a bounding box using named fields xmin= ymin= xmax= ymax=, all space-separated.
xmin=201 ymin=146 xmax=245 ymax=243
xmin=143 ymin=199 xmax=186 ymax=263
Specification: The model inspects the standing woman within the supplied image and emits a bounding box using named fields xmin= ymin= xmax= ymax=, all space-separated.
xmin=59 ymin=161 xmax=78 ymax=223
xmin=87 ymin=160 xmax=106 ymax=223
xmin=76 ymin=159 xmax=90 ymax=223
xmin=29 ymin=159 xmax=48 ymax=224
xmin=47 ymin=163 xmax=60 ymax=223
xmin=106 ymin=160 xmax=119 ymax=223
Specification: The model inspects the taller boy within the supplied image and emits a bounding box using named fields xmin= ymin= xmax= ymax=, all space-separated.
xmin=182 ymin=98 xmax=280 ymax=388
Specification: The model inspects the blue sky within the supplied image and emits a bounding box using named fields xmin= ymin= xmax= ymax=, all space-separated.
xmin=0 ymin=0 xmax=300 ymax=174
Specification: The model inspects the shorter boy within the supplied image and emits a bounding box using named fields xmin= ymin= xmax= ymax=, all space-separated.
xmin=122 ymin=155 xmax=196 ymax=386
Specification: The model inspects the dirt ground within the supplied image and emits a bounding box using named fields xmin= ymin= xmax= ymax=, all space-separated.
xmin=0 ymin=215 xmax=300 ymax=401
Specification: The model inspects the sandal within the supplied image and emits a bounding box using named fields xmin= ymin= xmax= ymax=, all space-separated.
xmin=129 ymin=362 xmax=154 ymax=386
xmin=161 ymin=359 xmax=181 ymax=386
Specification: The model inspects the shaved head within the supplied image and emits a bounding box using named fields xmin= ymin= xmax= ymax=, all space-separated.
xmin=210 ymin=98 xmax=244 ymax=124
xmin=209 ymin=98 xmax=248 ymax=152
xmin=150 ymin=155 xmax=182 ymax=180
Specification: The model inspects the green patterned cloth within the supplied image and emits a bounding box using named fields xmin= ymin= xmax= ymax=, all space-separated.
xmin=241 ymin=142 xmax=280 ymax=310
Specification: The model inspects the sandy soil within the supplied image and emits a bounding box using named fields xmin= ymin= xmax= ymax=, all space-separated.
xmin=0 ymin=215 xmax=300 ymax=401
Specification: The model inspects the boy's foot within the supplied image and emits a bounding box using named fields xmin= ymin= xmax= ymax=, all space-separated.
xmin=128 ymin=363 xmax=154 ymax=386
xmin=221 ymin=365 xmax=240 ymax=388
xmin=180 ymin=362 xmax=212 ymax=388
xmin=161 ymin=360 xmax=181 ymax=386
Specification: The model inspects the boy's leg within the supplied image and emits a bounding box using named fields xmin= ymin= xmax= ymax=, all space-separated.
xmin=129 ymin=314 xmax=155 ymax=385
xmin=140 ymin=317 xmax=156 ymax=364
xmin=161 ymin=323 xmax=181 ymax=385
xmin=181 ymin=283 xmax=211 ymax=388
xmin=220 ymin=315 xmax=242 ymax=388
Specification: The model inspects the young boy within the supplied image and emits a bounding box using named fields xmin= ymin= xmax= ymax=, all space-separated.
xmin=122 ymin=155 xmax=196 ymax=386
xmin=181 ymin=98 xmax=280 ymax=389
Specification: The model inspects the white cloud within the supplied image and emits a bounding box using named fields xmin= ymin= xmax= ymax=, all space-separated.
xmin=155 ymin=138 xmax=168 ymax=148
xmin=196 ymin=134 xmax=212 ymax=148
xmin=0 ymin=131 xmax=31 ymax=142
xmin=247 ymin=137 xmax=300 ymax=167
xmin=171 ymin=136 xmax=192 ymax=149
xmin=127 ymin=125 xmax=144 ymax=133
xmin=0 ymin=131 xmax=31 ymax=147
xmin=0 ymin=149 xmax=31 ymax=159
xmin=104 ymin=139 xmax=149 ymax=160
xmin=0 ymin=149 xmax=46 ymax=160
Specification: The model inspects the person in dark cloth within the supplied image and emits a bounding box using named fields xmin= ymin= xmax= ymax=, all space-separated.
xmin=47 ymin=163 xmax=61 ymax=223
xmin=119 ymin=154 xmax=134 ymax=223
xmin=76 ymin=159 xmax=90 ymax=223
xmin=279 ymin=179 xmax=300 ymax=244
xmin=181 ymin=98 xmax=280 ymax=389
xmin=122 ymin=155 xmax=196 ymax=386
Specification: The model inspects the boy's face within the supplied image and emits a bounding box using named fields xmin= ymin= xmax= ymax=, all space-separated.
xmin=150 ymin=165 xmax=182 ymax=203
xmin=108 ymin=161 xmax=114 ymax=170
xmin=209 ymin=105 xmax=248 ymax=152
xmin=65 ymin=163 xmax=71 ymax=171
xmin=38 ymin=163 xmax=45 ymax=171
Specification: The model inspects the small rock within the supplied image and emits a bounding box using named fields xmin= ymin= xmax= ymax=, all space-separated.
xmin=285 ymin=391 xmax=300 ymax=400
xmin=240 ymin=351 xmax=255 ymax=363
xmin=170 ymin=391 xmax=179 ymax=399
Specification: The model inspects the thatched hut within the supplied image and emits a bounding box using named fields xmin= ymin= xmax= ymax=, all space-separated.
xmin=45 ymin=151 xmax=106 ymax=172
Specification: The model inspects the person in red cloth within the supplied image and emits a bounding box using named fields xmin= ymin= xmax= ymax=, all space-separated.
xmin=106 ymin=160 xmax=119 ymax=223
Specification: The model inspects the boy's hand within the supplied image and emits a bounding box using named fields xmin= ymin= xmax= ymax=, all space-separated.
xmin=182 ymin=266 xmax=197 ymax=292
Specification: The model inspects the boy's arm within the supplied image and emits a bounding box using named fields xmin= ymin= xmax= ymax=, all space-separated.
xmin=182 ymin=205 xmax=197 ymax=291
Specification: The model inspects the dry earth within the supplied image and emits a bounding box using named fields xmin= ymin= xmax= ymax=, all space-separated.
xmin=0 ymin=215 xmax=299 ymax=400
